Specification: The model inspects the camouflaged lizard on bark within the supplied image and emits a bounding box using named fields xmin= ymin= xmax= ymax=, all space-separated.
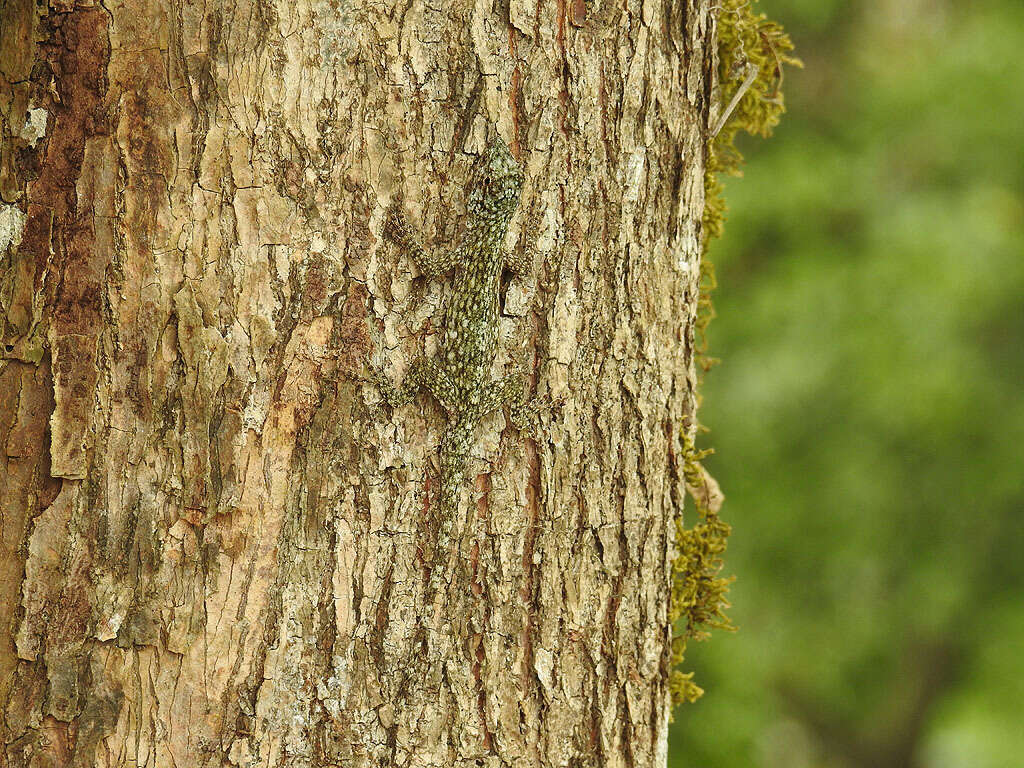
xmin=375 ymin=136 xmax=532 ymax=590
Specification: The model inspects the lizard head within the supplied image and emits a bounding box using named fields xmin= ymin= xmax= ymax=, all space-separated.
xmin=468 ymin=136 xmax=524 ymax=223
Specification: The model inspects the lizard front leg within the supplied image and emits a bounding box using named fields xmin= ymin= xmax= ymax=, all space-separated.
xmin=383 ymin=201 xmax=459 ymax=278
xmin=503 ymin=206 xmax=541 ymax=275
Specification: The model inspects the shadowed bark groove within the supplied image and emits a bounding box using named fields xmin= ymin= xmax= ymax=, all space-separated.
xmin=0 ymin=0 xmax=715 ymax=765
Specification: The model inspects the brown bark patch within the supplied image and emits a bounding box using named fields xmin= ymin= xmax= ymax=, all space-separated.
xmin=17 ymin=8 xmax=112 ymax=479
xmin=336 ymin=281 xmax=372 ymax=375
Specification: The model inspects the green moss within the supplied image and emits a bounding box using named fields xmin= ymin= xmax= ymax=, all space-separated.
xmin=669 ymin=434 xmax=734 ymax=706
xmin=670 ymin=0 xmax=800 ymax=709
xmin=698 ymin=0 xmax=801 ymax=364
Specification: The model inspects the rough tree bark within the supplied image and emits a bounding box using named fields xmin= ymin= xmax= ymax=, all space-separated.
xmin=0 ymin=0 xmax=714 ymax=765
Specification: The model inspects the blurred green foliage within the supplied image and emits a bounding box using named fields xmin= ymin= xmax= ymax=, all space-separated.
xmin=670 ymin=1 xmax=1024 ymax=767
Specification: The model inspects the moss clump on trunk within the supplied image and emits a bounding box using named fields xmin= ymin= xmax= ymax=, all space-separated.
xmin=670 ymin=0 xmax=800 ymax=708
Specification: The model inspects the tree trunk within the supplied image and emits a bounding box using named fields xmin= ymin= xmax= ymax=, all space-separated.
xmin=0 ymin=0 xmax=714 ymax=766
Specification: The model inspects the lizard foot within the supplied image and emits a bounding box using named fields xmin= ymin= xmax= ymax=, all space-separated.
xmin=510 ymin=391 xmax=565 ymax=440
xmin=382 ymin=201 xmax=412 ymax=247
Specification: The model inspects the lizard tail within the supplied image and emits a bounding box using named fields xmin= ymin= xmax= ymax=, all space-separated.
xmin=427 ymin=419 xmax=473 ymax=596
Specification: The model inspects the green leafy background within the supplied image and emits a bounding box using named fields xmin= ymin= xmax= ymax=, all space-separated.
xmin=669 ymin=1 xmax=1024 ymax=766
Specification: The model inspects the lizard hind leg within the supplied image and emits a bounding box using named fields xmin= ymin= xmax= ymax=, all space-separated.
xmin=369 ymin=359 xmax=420 ymax=409
xmin=373 ymin=355 xmax=455 ymax=411
xmin=478 ymin=369 xmax=538 ymax=434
